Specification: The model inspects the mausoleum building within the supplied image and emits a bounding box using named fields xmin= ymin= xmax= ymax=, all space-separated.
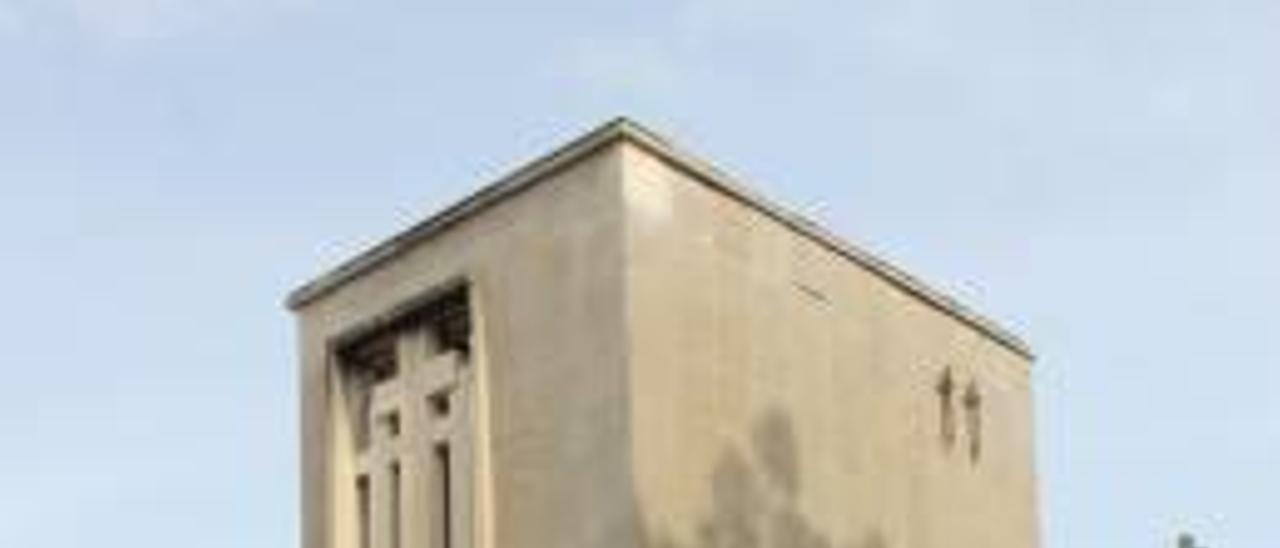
xmin=287 ymin=119 xmax=1039 ymax=548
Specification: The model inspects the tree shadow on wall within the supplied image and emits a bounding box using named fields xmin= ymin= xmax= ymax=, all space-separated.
xmin=640 ymin=408 xmax=887 ymax=548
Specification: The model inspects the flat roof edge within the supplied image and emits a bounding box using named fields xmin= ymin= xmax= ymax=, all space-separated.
xmin=286 ymin=117 xmax=1035 ymax=361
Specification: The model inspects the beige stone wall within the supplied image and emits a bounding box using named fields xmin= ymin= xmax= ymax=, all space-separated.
xmin=620 ymin=142 xmax=1038 ymax=548
xmin=294 ymin=129 xmax=1038 ymax=548
xmin=295 ymin=143 xmax=637 ymax=548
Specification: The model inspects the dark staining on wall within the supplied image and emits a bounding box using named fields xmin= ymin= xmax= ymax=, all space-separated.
xmin=641 ymin=408 xmax=889 ymax=548
xmin=752 ymin=411 xmax=800 ymax=500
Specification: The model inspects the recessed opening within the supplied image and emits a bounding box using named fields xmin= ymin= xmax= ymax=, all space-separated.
xmin=379 ymin=412 xmax=401 ymax=439
xmin=430 ymin=392 xmax=451 ymax=418
xmin=433 ymin=443 xmax=453 ymax=548
xmin=334 ymin=283 xmax=473 ymax=548
xmin=356 ymin=474 xmax=371 ymax=548
xmin=337 ymin=284 xmax=472 ymax=453
xmin=389 ymin=462 xmax=402 ymax=548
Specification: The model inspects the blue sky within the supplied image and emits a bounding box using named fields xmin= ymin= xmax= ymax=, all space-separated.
xmin=1 ymin=1 xmax=1276 ymax=547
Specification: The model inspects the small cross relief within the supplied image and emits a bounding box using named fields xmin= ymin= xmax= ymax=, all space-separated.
xmin=936 ymin=367 xmax=984 ymax=464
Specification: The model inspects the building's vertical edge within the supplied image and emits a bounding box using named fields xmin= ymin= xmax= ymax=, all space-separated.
xmin=297 ymin=314 xmax=327 ymax=548
xmin=616 ymin=140 xmax=642 ymax=546
xmin=296 ymin=314 xmax=357 ymax=548
xmin=616 ymin=139 xmax=690 ymax=548
xmin=1000 ymin=349 xmax=1042 ymax=548
xmin=468 ymin=282 xmax=496 ymax=548
xmin=608 ymin=140 xmax=647 ymax=548
xmin=1028 ymin=358 xmax=1044 ymax=548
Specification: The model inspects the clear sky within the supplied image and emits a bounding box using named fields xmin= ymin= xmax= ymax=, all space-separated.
xmin=1 ymin=1 xmax=1276 ymax=547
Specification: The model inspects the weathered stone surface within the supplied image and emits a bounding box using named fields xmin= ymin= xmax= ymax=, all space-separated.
xmin=290 ymin=119 xmax=1039 ymax=548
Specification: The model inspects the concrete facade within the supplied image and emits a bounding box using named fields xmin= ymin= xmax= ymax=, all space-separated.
xmin=288 ymin=119 xmax=1038 ymax=548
